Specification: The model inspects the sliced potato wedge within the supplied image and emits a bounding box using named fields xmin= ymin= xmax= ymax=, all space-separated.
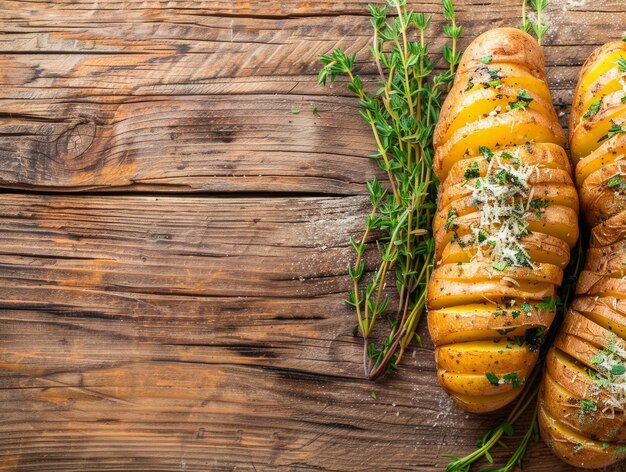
xmin=436 ymin=339 xmax=538 ymax=374
xmin=433 ymin=109 xmax=565 ymax=181
xmin=434 ymin=85 xmax=557 ymax=147
xmin=445 ymin=143 xmax=571 ymax=190
xmin=439 ymin=232 xmax=571 ymax=268
xmin=541 ymin=371 xmax=626 ymax=443
xmin=580 ymin=163 xmax=626 ymax=226
xmin=538 ymin=403 xmax=624 ymax=469
xmin=575 ymin=134 xmax=626 ymax=187
xmin=456 ymin=28 xmax=545 ymax=77
xmin=428 ymin=301 xmax=554 ymax=347
xmin=570 ymin=90 xmax=626 ymax=163
xmin=451 ymin=389 xmax=522 ymax=414
xmin=427 ymin=278 xmax=556 ymax=310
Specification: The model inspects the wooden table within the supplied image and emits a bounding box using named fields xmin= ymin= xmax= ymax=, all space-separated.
xmin=1 ymin=1 xmax=625 ymax=470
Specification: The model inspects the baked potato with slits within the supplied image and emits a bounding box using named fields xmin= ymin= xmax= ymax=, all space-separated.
xmin=538 ymin=41 xmax=626 ymax=469
xmin=427 ymin=28 xmax=578 ymax=414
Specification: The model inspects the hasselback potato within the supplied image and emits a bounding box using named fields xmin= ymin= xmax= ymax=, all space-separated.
xmin=428 ymin=28 xmax=579 ymax=414
xmin=538 ymin=41 xmax=626 ymax=469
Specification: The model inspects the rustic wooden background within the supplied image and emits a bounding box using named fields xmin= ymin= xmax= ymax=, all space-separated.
xmin=1 ymin=1 xmax=625 ymax=471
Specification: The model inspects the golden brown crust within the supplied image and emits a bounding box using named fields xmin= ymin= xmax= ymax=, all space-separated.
xmin=569 ymin=41 xmax=626 ymax=132
xmin=570 ymin=90 xmax=626 ymax=163
xmin=444 ymin=143 xmax=571 ymax=189
xmin=457 ymin=28 xmax=545 ymax=77
xmin=428 ymin=28 xmax=576 ymax=416
xmin=538 ymin=399 xmax=624 ymax=469
xmin=580 ymin=163 xmax=626 ymax=226
xmin=433 ymin=108 xmax=565 ymax=182
xmin=439 ymin=231 xmax=571 ymax=268
xmin=590 ymin=210 xmax=626 ymax=248
xmin=539 ymin=44 xmax=626 ymax=465
xmin=575 ymin=134 xmax=626 ymax=187
xmin=434 ymin=83 xmax=558 ymax=148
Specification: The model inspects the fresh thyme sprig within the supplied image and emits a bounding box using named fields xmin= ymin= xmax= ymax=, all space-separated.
xmin=445 ymin=235 xmax=585 ymax=472
xmin=318 ymin=0 xmax=461 ymax=380
xmin=522 ymin=0 xmax=550 ymax=45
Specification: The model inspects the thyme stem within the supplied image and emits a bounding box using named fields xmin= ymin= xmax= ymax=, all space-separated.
xmin=318 ymin=0 xmax=461 ymax=379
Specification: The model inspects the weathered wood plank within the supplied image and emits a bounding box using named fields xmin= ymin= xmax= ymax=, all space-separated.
xmin=2 ymin=1 xmax=626 ymax=471
xmin=0 ymin=2 xmax=624 ymax=192
xmin=0 ymin=95 xmax=381 ymax=193
xmin=0 ymin=193 xmax=616 ymax=471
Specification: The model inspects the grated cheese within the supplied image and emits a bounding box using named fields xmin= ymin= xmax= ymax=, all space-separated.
xmin=587 ymin=337 xmax=626 ymax=417
xmin=468 ymin=147 xmax=537 ymax=270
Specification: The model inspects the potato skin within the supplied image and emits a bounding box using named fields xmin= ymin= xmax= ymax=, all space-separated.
xmin=575 ymin=134 xmax=626 ymax=187
xmin=434 ymin=84 xmax=558 ymax=148
xmin=433 ymin=108 xmax=565 ymax=182
xmin=538 ymin=42 xmax=626 ymax=469
xmin=569 ymin=41 xmax=626 ymax=131
xmin=457 ymin=28 xmax=545 ymax=77
xmin=428 ymin=28 xmax=575 ymax=414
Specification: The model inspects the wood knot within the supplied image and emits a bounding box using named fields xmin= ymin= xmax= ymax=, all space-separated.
xmin=55 ymin=119 xmax=96 ymax=163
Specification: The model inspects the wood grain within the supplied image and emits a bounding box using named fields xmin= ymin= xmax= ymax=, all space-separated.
xmin=1 ymin=1 xmax=625 ymax=471
xmin=0 ymin=194 xmax=479 ymax=471
xmin=0 ymin=1 xmax=624 ymax=192
xmin=0 ymin=194 xmax=612 ymax=472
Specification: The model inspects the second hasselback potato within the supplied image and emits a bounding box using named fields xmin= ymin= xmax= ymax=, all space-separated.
xmin=428 ymin=28 xmax=579 ymax=413
xmin=538 ymin=41 xmax=626 ymax=469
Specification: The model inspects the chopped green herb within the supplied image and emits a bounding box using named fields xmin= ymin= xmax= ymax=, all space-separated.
xmin=578 ymin=399 xmax=597 ymax=425
xmin=511 ymin=310 xmax=521 ymax=319
xmin=618 ymin=56 xmax=626 ymax=72
xmin=464 ymin=161 xmax=480 ymax=179
xmin=464 ymin=80 xmax=474 ymax=92
xmin=479 ymin=146 xmax=494 ymax=161
xmin=607 ymin=120 xmax=626 ymax=140
xmin=607 ymin=175 xmax=626 ymax=191
xmin=529 ymin=198 xmax=550 ymax=217
xmin=445 ymin=208 xmax=459 ymax=232
xmin=502 ymin=372 xmax=521 ymax=389
xmin=480 ymin=55 xmax=493 ymax=64
xmin=583 ymin=99 xmax=602 ymax=120
xmin=592 ymin=352 xmax=604 ymax=365
xmin=487 ymin=68 xmax=501 ymax=79
xmin=492 ymin=261 xmax=509 ymax=271
xmin=507 ymin=89 xmax=534 ymax=111
xmin=611 ymin=364 xmax=625 ymax=375
xmin=486 ymin=372 xmax=500 ymax=385
xmin=291 ymin=109 xmax=300 ymax=114
xmin=370 ymin=390 xmax=377 ymax=399
xmin=520 ymin=302 xmax=532 ymax=313
xmin=536 ymin=296 xmax=556 ymax=312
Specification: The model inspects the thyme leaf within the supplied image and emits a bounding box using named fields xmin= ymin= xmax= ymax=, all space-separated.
xmin=318 ymin=0 xmax=462 ymax=380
